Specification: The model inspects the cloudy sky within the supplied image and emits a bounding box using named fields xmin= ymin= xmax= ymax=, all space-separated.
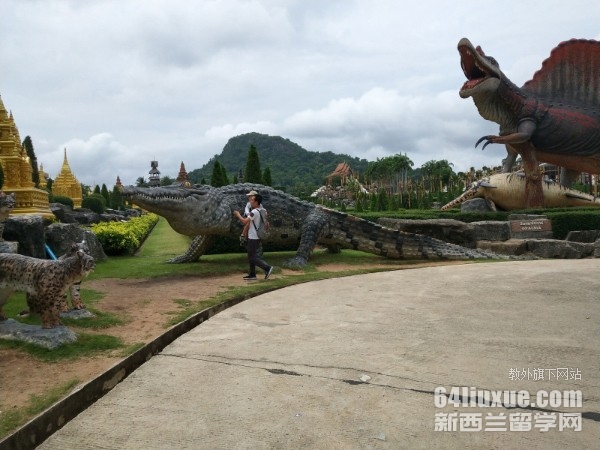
xmin=1 ymin=0 xmax=599 ymax=188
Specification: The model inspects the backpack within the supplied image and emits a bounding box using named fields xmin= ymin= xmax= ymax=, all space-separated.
xmin=253 ymin=207 xmax=270 ymax=240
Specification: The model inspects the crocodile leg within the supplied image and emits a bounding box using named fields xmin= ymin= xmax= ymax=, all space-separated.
xmin=283 ymin=212 xmax=329 ymax=268
xmin=168 ymin=235 xmax=215 ymax=264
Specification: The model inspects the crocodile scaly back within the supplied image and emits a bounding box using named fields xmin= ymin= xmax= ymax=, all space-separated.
xmin=522 ymin=39 xmax=600 ymax=107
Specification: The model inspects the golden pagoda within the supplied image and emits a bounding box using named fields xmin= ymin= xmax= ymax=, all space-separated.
xmin=37 ymin=163 xmax=49 ymax=189
xmin=52 ymin=148 xmax=83 ymax=208
xmin=0 ymin=95 xmax=52 ymax=218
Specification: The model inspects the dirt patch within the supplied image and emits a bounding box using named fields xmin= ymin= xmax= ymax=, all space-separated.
xmin=0 ymin=261 xmax=464 ymax=415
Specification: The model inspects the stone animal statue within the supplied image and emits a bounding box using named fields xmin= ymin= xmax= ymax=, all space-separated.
xmin=441 ymin=172 xmax=600 ymax=211
xmin=0 ymin=245 xmax=96 ymax=328
xmin=457 ymin=37 xmax=600 ymax=208
xmin=58 ymin=240 xmax=90 ymax=312
xmin=0 ymin=192 xmax=16 ymax=217
xmin=121 ymin=183 xmax=501 ymax=267
xmin=0 ymin=192 xmax=16 ymax=238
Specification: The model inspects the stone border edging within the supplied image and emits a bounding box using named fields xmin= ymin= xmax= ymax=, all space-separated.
xmin=0 ymin=290 xmax=273 ymax=450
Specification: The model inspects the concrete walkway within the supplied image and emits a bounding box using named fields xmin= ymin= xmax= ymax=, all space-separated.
xmin=38 ymin=260 xmax=599 ymax=449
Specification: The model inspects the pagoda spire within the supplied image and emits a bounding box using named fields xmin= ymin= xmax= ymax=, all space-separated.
xmin=53 ymin=148 xmax=83 ymax=207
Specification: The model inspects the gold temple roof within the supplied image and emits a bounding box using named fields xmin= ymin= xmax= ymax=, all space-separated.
xmin=0 ymin=94 xmax=52 ymax=217
xmin=52 ymin=148 xmax=83 ymax=208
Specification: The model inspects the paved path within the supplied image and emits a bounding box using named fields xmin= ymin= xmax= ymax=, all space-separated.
xmin=38 ymin=260 xmax=599 ymax=449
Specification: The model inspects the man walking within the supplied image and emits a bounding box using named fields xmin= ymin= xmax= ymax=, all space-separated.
xmin=233 ymin=192 xmax=274 ymax=280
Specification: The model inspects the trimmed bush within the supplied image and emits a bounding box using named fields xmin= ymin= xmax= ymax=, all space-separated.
xmin=547 ymin=210 xmax=600 ymax=240
xmin=92 ymin=214 xmax=159 ymax=255
xmin=82 ymin=194 xmax=106 ymax=214
xmin=51 ymin=195 xmax=74 ymax=208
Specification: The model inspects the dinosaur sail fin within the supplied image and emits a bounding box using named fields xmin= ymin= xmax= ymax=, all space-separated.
xmin=523 ymin=39 xmax=600 ymax=107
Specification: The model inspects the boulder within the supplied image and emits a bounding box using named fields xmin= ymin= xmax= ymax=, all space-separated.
xmin=471 ymin=221 xmax=511 ymax=242
xmin=378 ymin=218 xmax=477 ymax=248
xmin=3 ymin=215 xmax=46 ymax=258
xmin=594 ymin=239 xmax=600 ymax=258
xmin=45 ymin=223 xmax=107 ymax=261
xmin=565 ymin=230 xmax=600 ymax=243
xmin=477 ymin=239 xmax=529 ymax=256
xmin=50 ymin=203 xmax=102 ymax=224
xmin=460 ymin=198 xmax=495 ymax=212
xmin=525 ymin=239 xmax=593 ymax=259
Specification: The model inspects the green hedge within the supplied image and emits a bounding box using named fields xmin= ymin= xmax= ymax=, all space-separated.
xmin=82 ymin=194 xmax=107 ymax=214
xmin=92 ymin=214 xmax=159 ymax=255
xmin=352 ymin=207 xmax=600 ymax=239
xmin=546 ymin=210 xmax=600 ymax=240
xmin=51 ymin=195 xmax=74 ymax=208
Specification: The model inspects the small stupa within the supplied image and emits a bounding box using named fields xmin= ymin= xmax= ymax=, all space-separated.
xmin=176 ymin=161 xmax=190 ymax=185
xmin=52 ymin=148 xmax=83 ymax=208
xmin=0 ymin=95 xmax=52 ymax=218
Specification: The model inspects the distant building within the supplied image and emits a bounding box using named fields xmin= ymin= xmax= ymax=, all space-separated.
xmin=327 ymin=162 xmax=353 ymax=186
xmin=0 ymin=95 xmax=52 ymax=217
xmin=176 ymin=161 xmax=189 ymax=184
xmin=149 ymin=160 xmax=160 ymax=187
xmin=52 ymin=148 xmax=83 ymax=208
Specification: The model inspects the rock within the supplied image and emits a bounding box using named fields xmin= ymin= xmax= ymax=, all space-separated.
xmin=50 ymin=203 xmax=100 ymax=224
xmin=460 ymin=198 xmax=495 ymax=212
xmin=471 ymin=221 xmax=511 ymax=241
xmin=45 ymin=223 xmax=107 ymax=261
xmin=0 ymin=318 xmax=77 ymax=349
xmin=525 ymin=239 xmax=593 ymax=259
xmin=566 ymin=230 xmax=600 ymax=243
xmin=0 ymin=241 xmax=19 ymax=254
xmin=378 ymin=218 xmax=477 ymax=248
xmin=477 ymin=239 xmax=529 ymax=256
xmin=3 ymin=215 xmax=46 ymax=258
xmin=61 ymin=309 xmax=96 ymax=320
xmin=594 ymin=239 xmax=600 ymax=258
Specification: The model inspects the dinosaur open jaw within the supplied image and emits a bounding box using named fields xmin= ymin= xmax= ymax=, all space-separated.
xmin=457 ymin=38 xmax=500 ymax=96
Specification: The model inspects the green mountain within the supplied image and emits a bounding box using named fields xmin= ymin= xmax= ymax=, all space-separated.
xmin=187 ymin=132 xmax=369 ymax=191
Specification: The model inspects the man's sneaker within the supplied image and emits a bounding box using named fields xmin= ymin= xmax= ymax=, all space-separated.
xmin=264 ymin=266 xmax=274 ymax=280
xmin=243 ymin=275 xmax=257 ymax=281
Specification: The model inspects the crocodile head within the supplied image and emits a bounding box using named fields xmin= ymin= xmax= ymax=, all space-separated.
xmin=121 ymin=184 xmax=235 ymax=236
xmin=458 ymin=38 xmax=502 ymax=100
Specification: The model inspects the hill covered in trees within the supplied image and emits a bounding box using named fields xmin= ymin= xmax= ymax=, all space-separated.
xmin=187 ymin=132 xmax=369 ymax=191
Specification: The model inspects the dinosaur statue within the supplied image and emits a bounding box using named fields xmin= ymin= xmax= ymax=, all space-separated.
xmin=441 ymin=172 xmax=600 ymax=211
xmin=121 ymin=183 xmax=501 ymax=266
xmin=457 ymin=37 xmax=600 ymax=208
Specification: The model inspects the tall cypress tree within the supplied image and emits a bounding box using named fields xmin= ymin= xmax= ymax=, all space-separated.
xmin=244 ymin=145 xmax=262 ymax=184
xmin=111 ymin=184 xmax=124 ymax=210
xmin=101 ymin=183 xmax=110 ymax=205
xmin=219 ymin=163 xmax=229 ymax=185
xmin=262 ymin=167 xmax=272 ymax=186
xmin=22 ymin=136 xmax=40 ymax=187
xmin=211 ymin=161 xmax=229 ymax=187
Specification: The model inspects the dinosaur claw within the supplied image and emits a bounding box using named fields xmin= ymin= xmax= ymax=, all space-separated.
xmin=475 ymin=136 xmax=488 ymax=148
xmin=481 ymin=141 xmax=492 ymax=151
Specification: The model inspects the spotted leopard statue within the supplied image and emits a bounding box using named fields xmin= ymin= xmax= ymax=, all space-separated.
xmin=57 ymin=240 xmax=90 ymax=312
xmin=0 ymin=244 xmax=96 ymax=328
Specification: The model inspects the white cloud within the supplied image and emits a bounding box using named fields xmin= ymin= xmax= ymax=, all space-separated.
xmin=2 ymin=0 xmax=599 ymax=187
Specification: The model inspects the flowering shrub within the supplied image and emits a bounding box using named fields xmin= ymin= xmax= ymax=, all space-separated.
xmin=92 ymin=213 xmax=159 ymax=255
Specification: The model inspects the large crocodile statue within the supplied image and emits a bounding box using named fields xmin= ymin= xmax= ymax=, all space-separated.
xmin=458 ymin=37 xmax=600 ymax=208
xmin=441 ymin=172 xmax=600 ymax=211
xmin=121 ymin=183 xmax=501 ymax=266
